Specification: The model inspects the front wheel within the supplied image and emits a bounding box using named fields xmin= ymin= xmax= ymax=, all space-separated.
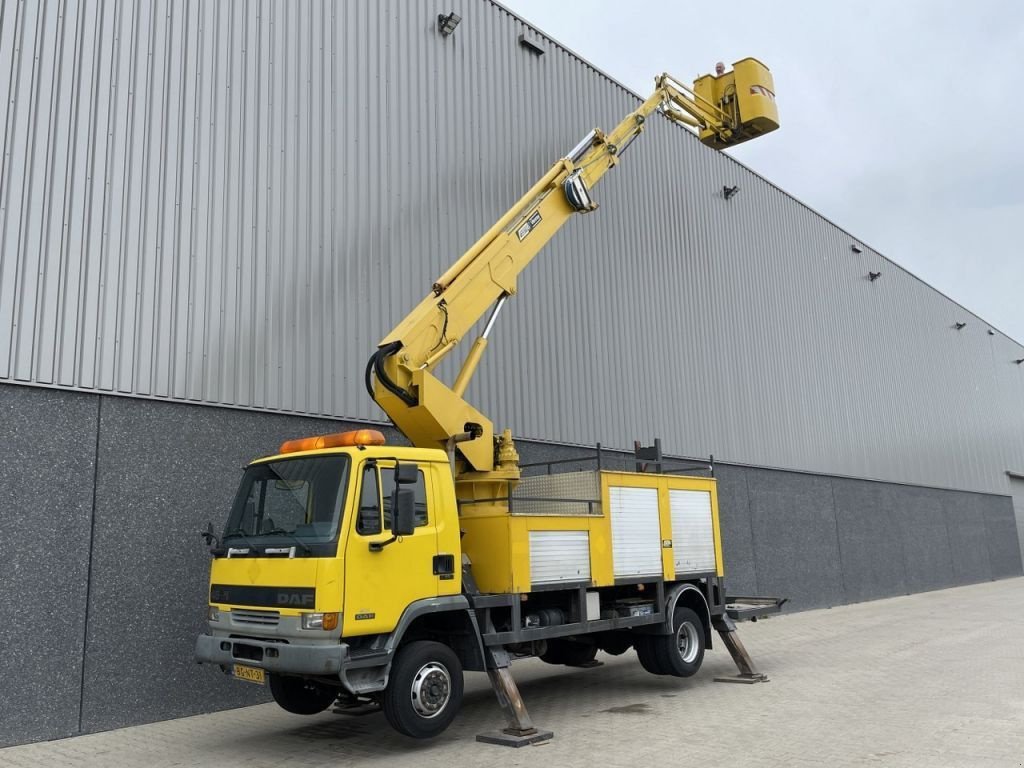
xmin=268 ymin=675 xmax=338 ymax=715
xmin=382 ymin=641 xmax=464 ymax=739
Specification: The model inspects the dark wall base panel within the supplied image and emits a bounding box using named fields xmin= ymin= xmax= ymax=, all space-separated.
xmin=1 ymin=388 xmax=1021 ymax=747
xmin=0 ymin=386 xmax=99 ymax=745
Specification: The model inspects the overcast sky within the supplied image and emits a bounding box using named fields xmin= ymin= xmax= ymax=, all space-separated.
xmin=502 ymin=0 xmax=1024 ymax=343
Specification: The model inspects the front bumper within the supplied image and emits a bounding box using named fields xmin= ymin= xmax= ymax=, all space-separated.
xmin=195 ymin=633 xmax=348 ymax=676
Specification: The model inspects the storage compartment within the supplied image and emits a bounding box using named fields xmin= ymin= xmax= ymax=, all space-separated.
xmin=458 ymin=469 xmax=722 ymax=594
xmin=608 ymin=486 xmax=663 ymax=578
xmin=529 ymin=530 xmax=591 ymax=584
xmin=669 ymin=489 xmax=717 ymax=574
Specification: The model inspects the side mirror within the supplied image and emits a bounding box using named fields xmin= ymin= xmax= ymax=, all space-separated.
xmin=392 ymin=489 xmax=416 ymax=537
xmin=394 ymin=462 xmax=418 ymax=485
xmin=200 ymin=522 xmax=221 ymax=552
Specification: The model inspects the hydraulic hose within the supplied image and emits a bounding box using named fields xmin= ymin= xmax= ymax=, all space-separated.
xmin=364 ymin=341 xmax=417 ymax=407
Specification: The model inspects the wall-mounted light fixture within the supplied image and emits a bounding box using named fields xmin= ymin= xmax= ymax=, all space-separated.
xmin=868 ymin=271 xmax=881 ymax=282
xmin=850 ymin=244 xmax=863 ymax=254
xmin=518 ymin=33 xmax=546 ymax=56
xmin=1015 ymin=358 xmax=1024 ymax=365
xmin=438 ymin=11 xmax=461 ymax=37
xmin=987 ymin=329 xmax=995 ymax=336
xmin=954 ymin=322 xmax=967 ymax=330
xmin=723 ymin=185 xmax=739 ymax=201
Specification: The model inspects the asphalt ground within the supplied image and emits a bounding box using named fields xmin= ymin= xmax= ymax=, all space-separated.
xmin=3 ymin=578 xmax=1022 ymax=767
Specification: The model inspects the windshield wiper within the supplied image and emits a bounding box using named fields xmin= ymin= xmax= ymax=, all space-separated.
xmin=260 ymin=528 xmax=312 ymax=554
xmin=222 ymin=528 xmax=261 ymax=553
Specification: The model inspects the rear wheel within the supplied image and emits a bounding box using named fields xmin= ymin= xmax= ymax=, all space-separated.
xmin=634 ymin=635 xmax=666 ymax=675
xmin=634 ymin=607 xmax=706 ymax=677
xmin=654 ymin=607 xmax=706 ymax=678
xmin=268 ymin=675 xmax=338 ymax=715
xmin=382 ymin=641 xmax=463 ymax=739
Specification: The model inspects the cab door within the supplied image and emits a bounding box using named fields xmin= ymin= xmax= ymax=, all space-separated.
xmin=343 ymin=459 xmax=440 ymax=636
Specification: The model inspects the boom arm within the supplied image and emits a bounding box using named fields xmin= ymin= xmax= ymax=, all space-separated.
xmin=366 ymin=65 xmax=778 ymax=487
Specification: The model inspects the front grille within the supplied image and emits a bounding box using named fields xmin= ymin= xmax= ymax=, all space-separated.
xmin=231 ymin=608 xmax=280 ymax=627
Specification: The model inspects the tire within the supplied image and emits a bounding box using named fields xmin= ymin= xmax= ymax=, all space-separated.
xmin=598 ymin=635 xmax=632 ymax=656
xmin=652 ymin=607 xmax=706 ymax=678
xmin=634 ymin=635 xmax=666 ymax=675
xmin=268 ymin=674 xmax=338 ymax=715
xmin=382 ymin=641 xmax=464 ymax=739
xmin=540 ymin=639 xmax=597 ymax=666
xmin=539 ymin=642 xmax=564 ymax=665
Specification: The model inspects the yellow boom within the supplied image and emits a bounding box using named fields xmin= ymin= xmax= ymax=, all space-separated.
xmin=365 ymin=61 xmax=778 ymax=499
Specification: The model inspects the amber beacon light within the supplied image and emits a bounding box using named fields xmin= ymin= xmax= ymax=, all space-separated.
xmin=279 ymin=429 xmax=386 ymax=454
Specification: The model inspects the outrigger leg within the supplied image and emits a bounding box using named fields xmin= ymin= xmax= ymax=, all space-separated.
xmin=476 ymin=647 xmax=554 ymax=747
xmin=711 ymin=614 xmax=769 ymax=683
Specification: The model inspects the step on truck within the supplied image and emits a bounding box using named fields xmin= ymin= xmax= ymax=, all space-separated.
xmin=195 ymin=61 xmax=783 ymax=744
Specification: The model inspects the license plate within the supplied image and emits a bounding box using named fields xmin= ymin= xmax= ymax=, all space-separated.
xmin=232 ymin=664 xmax=265 ymax=685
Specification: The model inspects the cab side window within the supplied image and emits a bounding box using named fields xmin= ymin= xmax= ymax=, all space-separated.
xmin=379 ymin=467 xmax=429 ymax=531
xmin=356 ymin=465 xmax=382 ymax=535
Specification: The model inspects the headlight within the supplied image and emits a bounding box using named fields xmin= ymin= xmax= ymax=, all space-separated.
xmin=207 ymin=606 xmax=220 ymax=622
xmin=301 ymin=612 xmax=339 ymax=631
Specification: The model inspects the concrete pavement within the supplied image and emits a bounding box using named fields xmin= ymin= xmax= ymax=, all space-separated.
xmin=4 ymin=578 xmax=1023 ymax=767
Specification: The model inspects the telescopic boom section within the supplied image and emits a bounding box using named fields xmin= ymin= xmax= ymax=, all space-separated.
xmin=366 ymin=64 xmax=778 ymax=490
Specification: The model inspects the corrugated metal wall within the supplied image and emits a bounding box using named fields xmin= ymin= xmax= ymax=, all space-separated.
xmin=2 ymin=0 xmax=1023 ymax=494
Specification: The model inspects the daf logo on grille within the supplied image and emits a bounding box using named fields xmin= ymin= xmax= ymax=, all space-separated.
xmin=279 ymin=593 xmax=315 ymax=607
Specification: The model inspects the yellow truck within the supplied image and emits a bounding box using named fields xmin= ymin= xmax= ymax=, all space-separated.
xmin=195 ymin=61 xmax=781 ymax=745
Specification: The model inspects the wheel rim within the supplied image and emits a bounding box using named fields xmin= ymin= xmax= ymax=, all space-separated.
xmin=410 ymin=662 xmax=452 ymax=718
xmin=676 ymin=620 xmax=700 ymax=664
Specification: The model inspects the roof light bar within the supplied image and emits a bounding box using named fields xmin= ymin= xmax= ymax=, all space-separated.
xmin=279 ymin=429 xmax=386 ymax=454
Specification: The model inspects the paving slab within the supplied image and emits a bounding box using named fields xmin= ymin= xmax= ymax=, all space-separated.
xmin=3 ymin=578 xmax=1022 ymax=768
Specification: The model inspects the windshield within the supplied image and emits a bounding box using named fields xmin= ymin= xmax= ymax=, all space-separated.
xmin=222 ymin=455 xmax=350 ymax=557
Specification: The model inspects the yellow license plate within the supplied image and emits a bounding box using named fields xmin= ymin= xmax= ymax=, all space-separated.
xmin=232 ymin=664 xmax=265 ymax=685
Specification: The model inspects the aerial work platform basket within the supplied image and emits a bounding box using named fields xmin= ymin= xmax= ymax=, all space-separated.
xmin=693 ymin=57 xmax=779 ymax=148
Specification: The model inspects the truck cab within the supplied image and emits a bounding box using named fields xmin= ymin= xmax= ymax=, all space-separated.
xmin=196 ymin=430 xmax=483 ymax=733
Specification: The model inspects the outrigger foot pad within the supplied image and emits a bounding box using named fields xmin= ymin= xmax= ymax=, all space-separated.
xmin=476 ymin=729 xmax=554 ymax=747
xmin=713 ymin=673 xmax=769 ymax=684
xmin=479 ymin=649 xmax=554 ymax=747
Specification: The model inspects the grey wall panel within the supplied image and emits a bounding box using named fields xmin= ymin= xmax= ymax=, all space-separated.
xmin=2 ymin=0 xmax=1024 ymax=499
xmin=831 ymin=477 xmax=907 ymax=604
xmin=945 ymin=494 xmax=993 ymax=585
xmin=888 ymin=486 xmax=956 ymax=594
xmin=745 ymin=468 xmax=846 ymax=611
xmin=1009 ymin=478 xmax=1024 ymax=568
xmin=78 ymin=396 xmax=403 ymax=734
xmin=0 ymin=386 xmax=97 ymax=747
xmin=711 ymin=464 xmax=758 ymax=597
xmin=984 ymin=494 xmax=1023 ymax=579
